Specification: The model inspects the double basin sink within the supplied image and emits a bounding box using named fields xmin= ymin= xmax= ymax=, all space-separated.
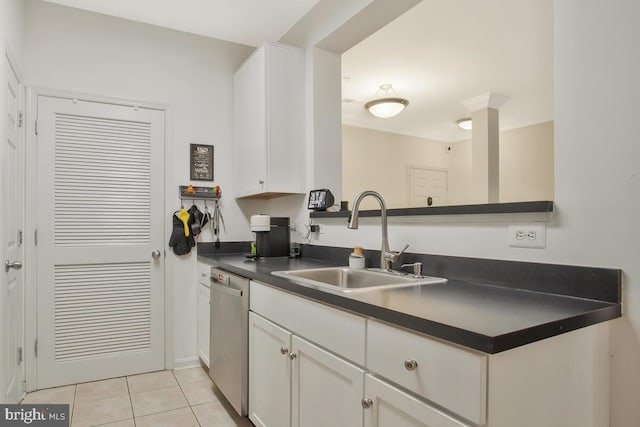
xmin=272 ymin=267 xmax=447 ymax=294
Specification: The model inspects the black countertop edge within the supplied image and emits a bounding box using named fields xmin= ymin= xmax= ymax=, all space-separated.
xmin=197 ymin=254 xmax=621 ymax=354
xmin=310 ymin=200 xmax=554 ymax=218
xmin=490 ymin=304 xmax=622 ymax=353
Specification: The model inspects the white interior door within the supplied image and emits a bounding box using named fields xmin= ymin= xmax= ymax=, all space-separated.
xmin=36 ymin=96 xmax=165 ymax=388
xmin=407 ymin=166 xmax=448 ymax=207
xmin=2 ymin=53 xmax=24 ymax=403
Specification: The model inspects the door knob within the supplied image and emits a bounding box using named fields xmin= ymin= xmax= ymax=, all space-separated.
xmin=4 ymin=260 xmax=22 ymax=272
xmin=151 ymin=250 xmax=161 ymax=259
xmin=280 ymin=347 xmax=289 ymax=355
xmin=289 ymin=352 xmax=297 ymax=360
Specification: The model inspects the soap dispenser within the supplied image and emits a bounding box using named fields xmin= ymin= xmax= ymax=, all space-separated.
xmin=349 ymin=246 xmax=365 ymax=269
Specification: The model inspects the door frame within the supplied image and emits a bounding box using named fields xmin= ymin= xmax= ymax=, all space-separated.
xmin=24 ymin=87 xmax=174 ymax=391
xmin=3 ymin=42 xmax=25 ymax=402
xmin=405 ymin=164 xmax=449 ymax=207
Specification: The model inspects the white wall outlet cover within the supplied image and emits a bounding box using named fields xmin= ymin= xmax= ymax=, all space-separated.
xmin=508 ymin=224 xmax=546 ymax=248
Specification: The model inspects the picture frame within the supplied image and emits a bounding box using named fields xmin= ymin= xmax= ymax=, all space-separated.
xmin=190 ymin=143 xmax=214 ymax=181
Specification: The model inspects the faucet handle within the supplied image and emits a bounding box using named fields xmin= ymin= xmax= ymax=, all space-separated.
xmin=401 ymin=262 xmax=423 ymax=278
xmin=386 ymin=244 xmax=409 ymax=263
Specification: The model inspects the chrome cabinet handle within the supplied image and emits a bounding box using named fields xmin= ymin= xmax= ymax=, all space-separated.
xmin=258 ymin=180 xmax=264 ymax=185
xmin=4 ymin=260 xmax=22 ymax=272
xmin=280 ymin=347 xmax=288 ymax=355
xmin=289 ymin=352 xmax=297 ymax=360
xmin=404 ymin=359 xmax=418 ymax=371
xmin=152 ymin=250 xmax=161 ymax=259
xmin=361 ymin=398 xmax=373 ymax=409
xmin=201 ymin=272 xmax=207 ymax=277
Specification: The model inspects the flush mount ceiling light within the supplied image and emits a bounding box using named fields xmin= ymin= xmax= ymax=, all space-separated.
xmin=364 ymin=84 xmax=409 ymax=118
xmin=456 ymin=118 xmax=472 ymax=130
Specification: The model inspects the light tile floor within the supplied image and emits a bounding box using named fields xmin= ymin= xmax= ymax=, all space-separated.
xmin=21 ymin=366 xmax=253 ymax=427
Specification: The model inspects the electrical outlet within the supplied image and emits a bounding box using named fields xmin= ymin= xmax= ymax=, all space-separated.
xmin=508 ymin=224 xmax=546 ymax=248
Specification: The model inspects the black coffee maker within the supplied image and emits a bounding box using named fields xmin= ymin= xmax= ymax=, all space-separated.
xmin=251 ymin=215 xmax=290 ymax=258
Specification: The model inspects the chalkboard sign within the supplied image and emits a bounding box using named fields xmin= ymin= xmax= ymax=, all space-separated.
xmin=190 ymin=144 xmax=214 ymax=181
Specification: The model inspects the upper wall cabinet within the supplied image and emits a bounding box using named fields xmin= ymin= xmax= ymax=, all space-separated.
xmin=233 ymin=42 xmax=305 ymax=199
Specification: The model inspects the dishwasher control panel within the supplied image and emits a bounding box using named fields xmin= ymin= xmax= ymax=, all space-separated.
xmin=211 ymin=268 xmax=230 ymax=286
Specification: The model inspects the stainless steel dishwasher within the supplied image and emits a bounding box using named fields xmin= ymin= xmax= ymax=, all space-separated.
xmin=209 ymin=267 xmax=250 ymax=416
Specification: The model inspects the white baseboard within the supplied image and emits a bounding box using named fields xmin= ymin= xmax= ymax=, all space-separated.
xmin=173 ymin=356 xmax=202 ymax=370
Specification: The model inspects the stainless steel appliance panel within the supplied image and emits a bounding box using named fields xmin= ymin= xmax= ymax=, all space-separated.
xmin=209 ymin=268 xmax=250 ymax=416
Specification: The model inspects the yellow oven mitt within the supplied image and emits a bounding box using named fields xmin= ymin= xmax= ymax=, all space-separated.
xmin=177 ymin=208 xmax=191 ymax=237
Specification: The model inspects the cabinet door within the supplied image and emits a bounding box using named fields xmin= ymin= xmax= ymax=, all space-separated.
xmin=249 ymin=312 xmax=292 ymax=427
xmin=233 ymin=47 xmax=267 ymax=197
xmin=196 ymin=282 xmax=210 ymax=367
xmin=291 ymin=336 xmax=365 ymax=427
xmin=363 ymin=375 xmax=469 ymax=427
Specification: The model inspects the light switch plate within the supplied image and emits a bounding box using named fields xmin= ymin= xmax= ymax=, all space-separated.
xmin=508 ymin=224 xmax=546 ymax=248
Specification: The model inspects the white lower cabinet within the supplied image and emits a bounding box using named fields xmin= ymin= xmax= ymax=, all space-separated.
xmin=249 ymin=312 xmax=292 ymax=427
xmin=291 ymin=335 xmax=365 ymax=427
xmin=248 ymin=281 xmax=609 ymax=427
xmin=367 ymin=320 xmax=486 ymax=425
xmin=196 ymin=263 xmax=210 ymax=367
xmin=363 ymin=375 xmax=470 ymax=427
xmin=249 ymin=312 xmax=365 ymax=427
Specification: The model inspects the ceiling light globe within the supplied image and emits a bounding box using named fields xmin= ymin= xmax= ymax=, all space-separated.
xmin=365 ymin=98 xmax=409 ymax=118
xmin=456 ymin=118 xmax=472 ymax=130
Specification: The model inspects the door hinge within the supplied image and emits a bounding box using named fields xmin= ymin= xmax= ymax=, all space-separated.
xmin=35 ymin=119 xmax=38 ymax=135
xmin=34 ymin=229 xmax=38 ymax=246
xmin=18 ymin=111 xmax=24 ymax=128
xmin=18 ymin=230 xmax=23 ymax=246
xmin=18 ymin=347 xmax=23 ymax=364
xmin=34 ymin=339 xmax=38 ymax=357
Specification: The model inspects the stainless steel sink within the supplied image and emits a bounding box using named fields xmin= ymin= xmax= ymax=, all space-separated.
xmin=271 ymin=267 xmax=447 ymax=294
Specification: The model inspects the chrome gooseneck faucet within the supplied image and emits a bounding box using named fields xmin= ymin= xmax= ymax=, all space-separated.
xmin=348 ymin=190 xmax=408 ymax=271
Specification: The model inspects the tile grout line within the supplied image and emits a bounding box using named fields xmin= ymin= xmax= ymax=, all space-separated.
xmin=125 ymin=376 xmax=136 ymax=427
xmin=71 ymin=384 xmax=77 ymax=425
xmin=173 ymin=369 xmax=205 ymax=427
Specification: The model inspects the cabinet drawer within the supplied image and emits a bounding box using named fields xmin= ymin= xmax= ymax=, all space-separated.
xmin=197 ymin=262 xmax=210 ymax=285
xmin=367 ymin=320 xmax=487 ymax=425
xmin=250 ymin=281 xmax=366 ymax=365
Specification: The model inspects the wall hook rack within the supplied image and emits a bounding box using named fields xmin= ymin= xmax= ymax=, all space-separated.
xmin=179 ymin=185 xmax=221 ymax=200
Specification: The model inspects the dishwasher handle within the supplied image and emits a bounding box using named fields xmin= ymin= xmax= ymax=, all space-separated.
xmin=211 ymin=280 xmax=243 ymax=297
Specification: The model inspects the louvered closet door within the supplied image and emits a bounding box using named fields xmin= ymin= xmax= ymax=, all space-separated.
xmin=36 ymin=96 xmax=165 ymax=388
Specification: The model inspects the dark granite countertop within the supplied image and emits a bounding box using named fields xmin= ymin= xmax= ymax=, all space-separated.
xmin=197 ymin=253 xmax=621 ymax=354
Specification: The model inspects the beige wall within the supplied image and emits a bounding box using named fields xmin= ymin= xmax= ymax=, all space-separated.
xmin=342 ymin=125 xmax=450 ymax=209
xmin=500 ymin=121 xmax=554 ymax=202
xmin=344 ymin=121 xmax=554 ymax=208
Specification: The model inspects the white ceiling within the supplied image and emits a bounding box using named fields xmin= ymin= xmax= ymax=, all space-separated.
xmin=41 ymin=0 xmax=320 ymax=47
xmin=341 ymin=0 xmax=554 ymax=142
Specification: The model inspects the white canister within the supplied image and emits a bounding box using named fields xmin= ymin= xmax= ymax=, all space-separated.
xmin=250 ymin=214 xmax=270 ymax=232
xmin=349 ymin=246 xmax=365 ymax=269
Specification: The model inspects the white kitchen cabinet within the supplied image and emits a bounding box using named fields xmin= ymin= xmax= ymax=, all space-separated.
xmin=248 ymin=280 xmax=609 ymax=427
xmin=196 ymin=263 xmax=210 ymax=367
xmin=367 ymin=320 xmax=486 ymax=425
xmin=249 ymin=312 xmax=292 ymax=427
xmin=249 ymin=311 xmax=365 ymax=427
xmin=232 ymin=41 xmax=305 ymax=198
xmin=363 ymin=374 xmax=469 ymax=427
xmin=291 ymin=335 xmax=365 ymax=427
